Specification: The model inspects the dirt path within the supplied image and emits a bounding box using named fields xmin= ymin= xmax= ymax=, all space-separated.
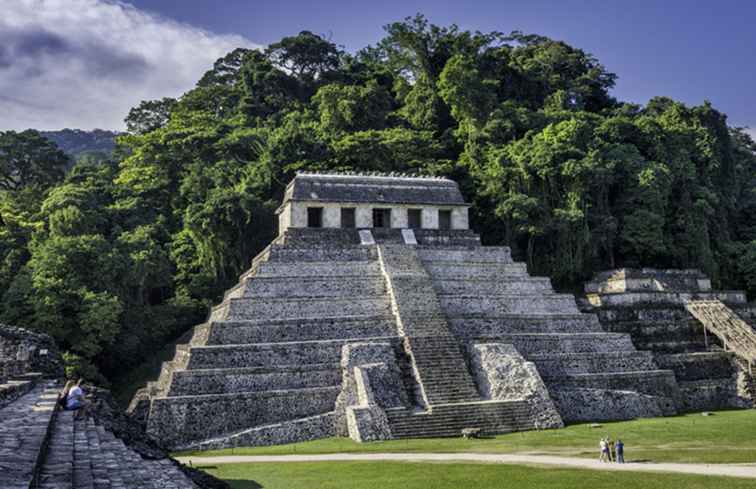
xmin=176 ymin=452 xmax=756 ymax=479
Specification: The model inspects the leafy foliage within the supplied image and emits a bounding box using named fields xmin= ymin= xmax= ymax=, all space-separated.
xmin=0 ymin=16 xmax=754 ymax=384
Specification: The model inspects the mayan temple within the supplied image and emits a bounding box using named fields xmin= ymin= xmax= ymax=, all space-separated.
xmin=130 ymin=173 xmax=751 ymax=450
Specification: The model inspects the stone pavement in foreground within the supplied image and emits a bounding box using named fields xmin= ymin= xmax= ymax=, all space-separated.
xmin=177 ymin=452 xmax=756 ymax=479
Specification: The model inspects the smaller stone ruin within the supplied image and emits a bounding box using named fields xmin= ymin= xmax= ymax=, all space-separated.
xmin=0 ymin=323 xmax=63 ymax=407
xmin=584 ymin=268 xmax=756 ymax=411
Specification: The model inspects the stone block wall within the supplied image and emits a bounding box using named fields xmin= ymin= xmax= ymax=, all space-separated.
xmin=0 ymin=324 xmax=63 ymax=379
xmin=470 ymin=343 xmax=563 ymax=429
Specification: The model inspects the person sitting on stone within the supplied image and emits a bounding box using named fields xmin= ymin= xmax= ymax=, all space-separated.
xmin=57 ymin=380 xmax=75 ymax=410
xmin=65 ymin=378 xmax=90 ymax=419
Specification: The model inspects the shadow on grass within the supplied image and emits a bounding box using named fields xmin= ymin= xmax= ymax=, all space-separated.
xmin=223 ymin=481 xmax=264 ymax=489
xmin=195 ymin=466 xmax=265 ymax=488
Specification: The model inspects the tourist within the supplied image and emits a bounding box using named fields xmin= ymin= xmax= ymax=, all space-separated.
xmin=599 ymin=438 xmax=609 ymax=463
xmin=616 ymin=439 xmax=625 ymax=464
xmin=57 ymin=380 xmax=75 ymax=410
xmin=607 ymin=436 xmax=615 ymax=462
xmin=66 ymin=378 xmax=90 ymax=419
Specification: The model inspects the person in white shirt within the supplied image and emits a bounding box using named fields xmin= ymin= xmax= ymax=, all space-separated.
xmin=65 ymin=378 xmax=89 ymax=419
xmin=599 ymin=438 xmax=609 ymax=463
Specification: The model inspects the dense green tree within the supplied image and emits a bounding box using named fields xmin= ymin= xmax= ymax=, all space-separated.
xmin=0 ymin=130 xmax=68 ymax=190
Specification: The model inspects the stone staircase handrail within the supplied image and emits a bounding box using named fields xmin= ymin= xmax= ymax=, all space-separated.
xmin=685 ymin=299 xmax=756 ymax=373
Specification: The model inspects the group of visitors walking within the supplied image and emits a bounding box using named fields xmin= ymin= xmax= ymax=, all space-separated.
xmin=599 ymin=436 xmax=624 ymax=463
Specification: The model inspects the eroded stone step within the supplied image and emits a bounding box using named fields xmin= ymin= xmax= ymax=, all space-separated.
xmin=424 ymin=262 xmax=528 ymax=280
xmin=216 ymin=296 xmax=392 ymax=321
xmin=473 ymin=333 xmax=636 ymax=355
xmin=148 ymin=387 xmax=341 ymax=449
xmin=431 ymin=277 xmax=553 ymax=295
xmin=528 ymin=351 xmax=658 ymax=377
xmin=252 ymin=261 xmax=381 ymax=278
xmin=185 ymin=337 xmax=399 ymax=369
xmin=416 ymin=246 xmax=513 ymax=263
xmin=447 ymin=314 xmax=601 ymax=335
xmin=542 ymin=370 xmax=680 ymax=398
xmin=439 ymin=294 xmax=580 ymax=316
xmin=206 ymin=316 xmax=398 ymax=344
xmin=168 ymin=364 xmax=341 ymax=396
xmin=267 ymin=245 xmax=377 ymax=262
xmin=240 ymin=275 xmax=386 ymax=299
xmin=655 ymin=352 xmax=736 ymax=381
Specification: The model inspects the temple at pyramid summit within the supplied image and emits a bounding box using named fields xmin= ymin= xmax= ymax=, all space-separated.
xmin=130 ymin=172 xmax=756 ymax=450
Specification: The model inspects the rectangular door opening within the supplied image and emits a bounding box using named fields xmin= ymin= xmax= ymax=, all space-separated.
xmin=307 ymin=207 xmax=323 ymax=228
xmin=439 ymin=210 xmax=452 ymax=230
xmin=341 ymin=207 xmax=356 ymax=228
xmin=407 ymin=209 xmax=422 ymax=229
xmin=372 ymin=208 xmax=392 ymax=228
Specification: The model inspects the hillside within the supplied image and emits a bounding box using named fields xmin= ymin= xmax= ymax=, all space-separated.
xmin=41 ymin=128 xmax=119 ymax=161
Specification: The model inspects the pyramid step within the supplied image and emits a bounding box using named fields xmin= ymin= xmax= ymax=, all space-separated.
xmin=432 ymin=277 xmax=553 ymax=295
xmin=237 ymin=275 xmax=387 ymax=299
xmin=185 ymin=337 xmax=398 ymax=369
xmin=416 ymin=246 xmax=513 ymax=264
xmin=252 ymin=261 xmax=381 ymax=278
xmin=439 ymin=294 xmax=579 ymax=316
xmin=206 ymin=316 xmax=398 ymax=344
xmin=447 ymin=314 xmax=601 ymax=335
xmin=167 ymin=364 xmax=341 ymax=396
xmin=219 ymin=296 xmax=392 ymax=321
xmin=528 ymin=351 xmax=658 ymax=376
xmin=424 ymin=262 xmax=528 ymax=280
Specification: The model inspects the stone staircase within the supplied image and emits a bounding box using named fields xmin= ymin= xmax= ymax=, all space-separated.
xmin=0 ymin=385 xmax=200 ymax=489
xmin=385 ymin=400 xmax=534 ymax=438
xmin=685 ymin=299 xmax=756 ymax=372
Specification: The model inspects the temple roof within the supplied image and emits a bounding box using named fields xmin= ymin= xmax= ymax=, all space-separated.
xmin=281 ymin=172 xmax=468 ymax=207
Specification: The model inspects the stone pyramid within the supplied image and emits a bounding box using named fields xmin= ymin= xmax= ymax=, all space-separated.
xmin=131 ymin=173 xmax=682 ymax=450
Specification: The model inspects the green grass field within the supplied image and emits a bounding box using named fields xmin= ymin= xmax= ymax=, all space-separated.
xmin=198 ymin=461 xmax=756 ymax=489
xmin=180 ymin=409 xmax=756 ymax=464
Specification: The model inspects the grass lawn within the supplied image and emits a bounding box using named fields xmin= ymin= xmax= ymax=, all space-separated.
xmin=199 ymin=461 xmax=756 ymax=489
xmin=179 ymin=409 xmax=756 ymax=464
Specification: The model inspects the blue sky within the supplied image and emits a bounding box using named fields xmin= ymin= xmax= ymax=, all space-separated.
xmin=2 ymin=0 xmax=754 ymax=136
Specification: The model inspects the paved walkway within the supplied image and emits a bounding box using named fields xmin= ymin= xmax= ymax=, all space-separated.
xmin=177 ymin=453 xmax=756 ymax=479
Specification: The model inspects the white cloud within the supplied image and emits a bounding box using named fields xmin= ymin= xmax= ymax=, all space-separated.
xmin=0 ymin=0 xmax=259 ymax=131
xmin=744 ymin=127 xmax=756 ymax=141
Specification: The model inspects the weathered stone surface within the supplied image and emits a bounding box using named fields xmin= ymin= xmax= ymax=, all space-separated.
xmin=0 ymin=324 xmax=64 ymax=380
xmin=335 ymin=342 xmax=406 ymax=440
xmin=470 ymin=343 xmax=563 ymax=429
xmin=550 ymin=388 xmax=667 ymax=422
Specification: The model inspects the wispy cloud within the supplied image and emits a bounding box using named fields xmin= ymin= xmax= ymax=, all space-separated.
xmin=0 ymin=0 xmax=259 ymax=131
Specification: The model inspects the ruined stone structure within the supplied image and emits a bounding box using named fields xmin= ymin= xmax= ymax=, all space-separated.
xmin=0 ymin=324 xmax=222 ymax=489
xmin=584 ymin=269 xmax=756 ymax=411
xmin=134 ymin=173 xmax=685 ymax=450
